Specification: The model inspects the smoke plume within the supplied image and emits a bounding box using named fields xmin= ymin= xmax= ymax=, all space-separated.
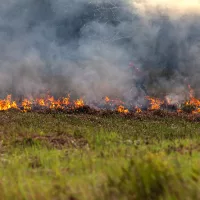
xmin=0 ymin=0 xmax=200 ymax=105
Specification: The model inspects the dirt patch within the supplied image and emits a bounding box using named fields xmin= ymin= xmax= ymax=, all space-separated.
xmin=14 ymin=133 xmax=88 ymax=149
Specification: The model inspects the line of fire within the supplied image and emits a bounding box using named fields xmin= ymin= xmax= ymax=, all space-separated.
xmin=0 ymin=84 xmax=199 ymax=114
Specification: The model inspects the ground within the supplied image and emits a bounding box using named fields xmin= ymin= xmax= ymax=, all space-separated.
xmin=0 ymin=110 xmax=200 ymax=199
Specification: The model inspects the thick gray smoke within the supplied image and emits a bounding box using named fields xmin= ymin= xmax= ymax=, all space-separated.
xmin=0 ymin=0 xmax=200 ymax=105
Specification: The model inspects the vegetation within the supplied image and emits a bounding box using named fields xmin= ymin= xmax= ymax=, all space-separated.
xmin=0 ymin=111 xmax=200 ymax=199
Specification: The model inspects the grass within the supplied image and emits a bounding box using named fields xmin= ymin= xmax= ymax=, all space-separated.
xmin=0 ymin=111 xmax=200 ymax=199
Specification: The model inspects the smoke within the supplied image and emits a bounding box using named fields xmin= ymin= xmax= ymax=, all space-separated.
xmin=0 ymin=0 xmax=200 ymax=105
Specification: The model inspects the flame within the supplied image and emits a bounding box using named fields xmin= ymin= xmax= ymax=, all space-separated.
xmin=47 ymin=96 xmax=61 ymax=109
xmin=105 ymin=96 xmax=110 ymax=103
xmin=36 ymin=98 xmax=45 ymax=106
xmin=0 ymin=95 xmax=18 ymax=111
xmin=135 ymin=106 xmax=142 ymax=113
xmin=62 ymin=95 xmax=70 ymax=106
xmin=104 ymin=96 xmax=125 ymax=106
xmin=146 ymin=96 xmax=164 ymax=110
xmin=117 ymin=105 xmax=129 ymax=114
xmin=74 ymin=98 xmax=84 ymax=108
xmin=183 ymin=85 xmax=200 ymax=113
xmin=22 ymin=99 xmax=32 ymax=112
xmin=1 ymin=85 xmax=200 ymax=114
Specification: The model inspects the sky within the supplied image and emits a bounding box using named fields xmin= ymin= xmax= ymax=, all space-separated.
xmin=148 ymin=0 xmax=200 ymax=8
xmin=134 ymin=0 xmax=200 ymax=15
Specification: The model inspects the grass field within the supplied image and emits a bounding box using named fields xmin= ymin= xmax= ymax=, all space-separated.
xmin=0 ymin=110 xmax=200 ymax=200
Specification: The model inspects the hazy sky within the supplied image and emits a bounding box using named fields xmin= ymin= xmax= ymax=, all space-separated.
xmin=148 ymin=0 xmax=200 ymax=7
xmin=134 ymin=0 xmax=200 ymax=15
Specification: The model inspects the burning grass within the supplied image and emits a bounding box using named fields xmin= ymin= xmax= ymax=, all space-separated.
xmin=1 ymin=85 xmax=200 ymax=115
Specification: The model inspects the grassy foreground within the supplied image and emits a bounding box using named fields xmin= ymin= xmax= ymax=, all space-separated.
xmin=0 ymin=111 xmax=200 ymax=199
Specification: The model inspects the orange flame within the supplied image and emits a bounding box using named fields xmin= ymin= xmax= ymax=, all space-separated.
xmin=1 ymin=86 xmax=200 ymax=114
xmin=117 ymin=105 xmax=129 ymax=114
xmin=74 ymin=98 xmax=84 ymax=108
xmin=22 ymin=99 xmax=32 ymax=112
xmin=183 ymin=85 xmax=200 ymax=113
xmin=135 ymin=106 xmax=142 ymax=113
xmin=0 ymin=95 xmax=18 ymax=111
xmin=62 ymin=95 xmax=70 ymax=106
xmin=36 ymin=98 xmax=45 ymax=106
xmin=105 ymin=96 xmax=110 ymax=103
xmin=146 ymin=96 xmax=164 ymax=110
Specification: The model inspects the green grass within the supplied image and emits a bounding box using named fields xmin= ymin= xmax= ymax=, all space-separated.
xmin=0 ymin=111 xmax=200 ymax=199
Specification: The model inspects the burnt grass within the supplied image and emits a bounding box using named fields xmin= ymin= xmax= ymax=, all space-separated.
xmin=1 ymin=109 xmax=200 ymax=199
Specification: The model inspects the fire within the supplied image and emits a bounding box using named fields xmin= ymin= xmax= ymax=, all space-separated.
xmin=104 ymin=96 xmax=125 ymax=106
xmin=36 ymin=98 xmax=45 ymax=106
xmin=184 ymin=85 xmax=200 ymax=113
xmin=186 ymin=86 xmax=200 ymax=107
xmin=146 ymin=96 xmax=164 ymax=110
xmin=34 ymin=95 xmax=71 ymax=110
xmin=62 ymin=96 xmax=70 ymax=106
xmin=48 ymin=96 xmax=62 ymax=109
xmin=0 ymin=95 xmax=18 ymax=111
xmin=11 ymin=101 xmax=18 ymax=109
xmin=74 ymin=98 xmax=84 ymax=108
xmin=1 ymin=85 xmax=200 ymax=114
xmin=186 ymin=97 xmax=200 ymax=107
xmin=135 ymin=106 xmax=142 ymax=113
xmin=117 ymin=105 xmax=129 ymax=114
xmin=20 ymin=95 xmax=85 ymax=111
xmin=105 ymin=96 xmax=110 ymax=103
xmin=22 ymin=99 xmax=32 ymax=112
